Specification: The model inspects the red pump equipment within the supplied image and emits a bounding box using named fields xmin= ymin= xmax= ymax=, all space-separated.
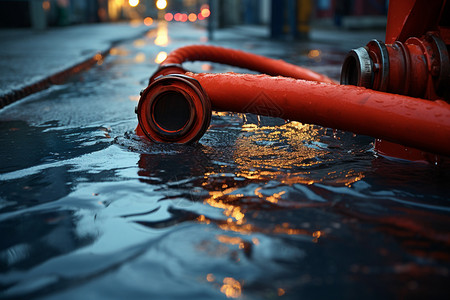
xmin=136 ymin=0 xmax=450 ymax=161
xmin=339 ymin=0 xmax=450 ymax=161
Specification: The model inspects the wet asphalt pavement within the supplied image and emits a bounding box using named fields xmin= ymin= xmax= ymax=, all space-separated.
xmin=0 ymin=21 xmax=449 ymax=300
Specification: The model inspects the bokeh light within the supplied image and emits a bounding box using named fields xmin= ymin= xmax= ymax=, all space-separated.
xmin=164 ymin=13 xmax=173 ymax=21
xmin=155 ymin=51 xmax=168 ymax=64
xmin=220 ymin=277 xmax=242 ymax=298
xmin=308 ymin=49 xmax=321 ymax=58
xmin=134 ymin=52 xmax=146 ymax=63
xmin=144 ymin=17 xmax=153 ymax=26
xmin=201 ymin=9 xmax=210 ymax=18
xmin=156 ymin=0 xmax=167 ymax=10
xmin=154 ymin=22 xmax=169 ymax=46
xmin=128 ymin=0 xmax=139 ymax=7
xmin=42 ymin=1 xmax=50 ymax=10
xmin=188 ymin=13 xmax=197 ymax=22
xmin=201 ymin=7 xmax=210 ymax=18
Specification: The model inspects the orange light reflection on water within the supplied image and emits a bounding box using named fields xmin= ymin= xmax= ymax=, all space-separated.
xmin=134 ymin=52 xmax=146 ymax=63
xmin=109 ymin=47 xmax=129 ymax=56
xmin=255 ymin=188 xmax=285 ymax=204
xmin=198 ymin=190 xmax=320 ymax=238
xmin=235 ymin=122 xmax=365 ymax=185
xmin=216 ymin=235 xmax=244 ymax=246
xmin=133 ymin=39 xmax=146 ymax=48
xmin=202 ymin=187 xmax=246 ymax=224
xmin=220 ymin=277 xmax=242 ymax=298
xmin=195 ymin=121 xmax=363 ymax=243
xmin=234 ymin=122 xmax=324 ymax=170
xmin=154 ymin=21 xmax=169 ymax=46
xmin=308 ymin=49 xmax=321 ymax=59
xmin=93 ymin=53 xmax=103 ymax=65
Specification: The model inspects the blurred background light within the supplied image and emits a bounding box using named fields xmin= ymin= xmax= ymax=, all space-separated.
xmin=128 ymin=0 xmax=139 ymax=8
xmin=42 ymin=1 xmax=50 ymax=11
xmin=200 ymin=8 xmax=210 ymax=18
xmin=156 ymin=0 xmax=167 ymax=10
xmin=155 ymin=51 xmax=167 ymax=63
xmin=188 ymin=13 xmax=197 ymax=22
xmin=164 ymin=13 xmax=173 ymax=22
xmin=144 ymin=17 xmax=153 ymax=26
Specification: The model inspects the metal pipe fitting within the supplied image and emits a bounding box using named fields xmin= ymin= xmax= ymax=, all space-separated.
xmin=340 ymin=46 xmax=373 ymax=88
xmin=341 ymin=34 xmax=450 ymax=100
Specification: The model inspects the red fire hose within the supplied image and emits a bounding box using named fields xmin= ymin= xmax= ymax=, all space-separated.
xmin=151 ymin=45 xmax=336 ymax=84
xmin=136 ymin=45 xmax=450 ymax=159
xmin=190 ymin=72 xmax=450 ymax=157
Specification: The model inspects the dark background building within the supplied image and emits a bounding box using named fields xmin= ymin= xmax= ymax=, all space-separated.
xmin=0 ymin=0 xmax=388 ymax=35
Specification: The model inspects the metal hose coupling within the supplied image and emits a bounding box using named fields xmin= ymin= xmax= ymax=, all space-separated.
xmin=136 ymin=74 xmax=211 ymax=144
xmin=340 ymin=46 xmax=375 ymax=89
xmin=341 ymin=34 xmax=450 ymax=100
xmin=148 ymin=63 xmax=187 ymax=84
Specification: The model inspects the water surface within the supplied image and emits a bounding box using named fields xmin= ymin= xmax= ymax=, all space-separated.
xmin=1 ymin=22 xmax=449 ymax=300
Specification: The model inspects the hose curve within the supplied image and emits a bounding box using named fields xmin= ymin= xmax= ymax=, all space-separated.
xmin=161 ymin=45 xmax=336 ymax=84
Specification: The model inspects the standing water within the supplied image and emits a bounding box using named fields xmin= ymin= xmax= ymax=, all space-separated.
xmin=1 ymin=22 xmax=449 ymax=300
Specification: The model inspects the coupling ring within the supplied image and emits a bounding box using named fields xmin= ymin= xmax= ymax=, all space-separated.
xmin=136 ymin=74 xmax=211 ymax=144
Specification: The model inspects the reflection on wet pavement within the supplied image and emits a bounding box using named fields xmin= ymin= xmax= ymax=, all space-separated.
xmin=1 ymin=21 xmax=449 ymax=300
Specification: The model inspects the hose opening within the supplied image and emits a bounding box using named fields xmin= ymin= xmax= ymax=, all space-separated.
xmin=341 ymin=55 xmax=359 ymax=86
xmin=153 ymin=91 xmax=191 ymax=132
xmin=340 ymin=47 xmax=373 ymax=88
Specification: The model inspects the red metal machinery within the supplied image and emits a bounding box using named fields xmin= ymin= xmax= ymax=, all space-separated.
xmin=136 ymin=0 xmax=450 ymax=162
xmin=340 ymin=0 xmax=450 ymax=161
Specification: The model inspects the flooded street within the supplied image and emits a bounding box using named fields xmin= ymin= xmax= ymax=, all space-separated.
xmin=1 ymin=21 xmax=449 ymax=299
